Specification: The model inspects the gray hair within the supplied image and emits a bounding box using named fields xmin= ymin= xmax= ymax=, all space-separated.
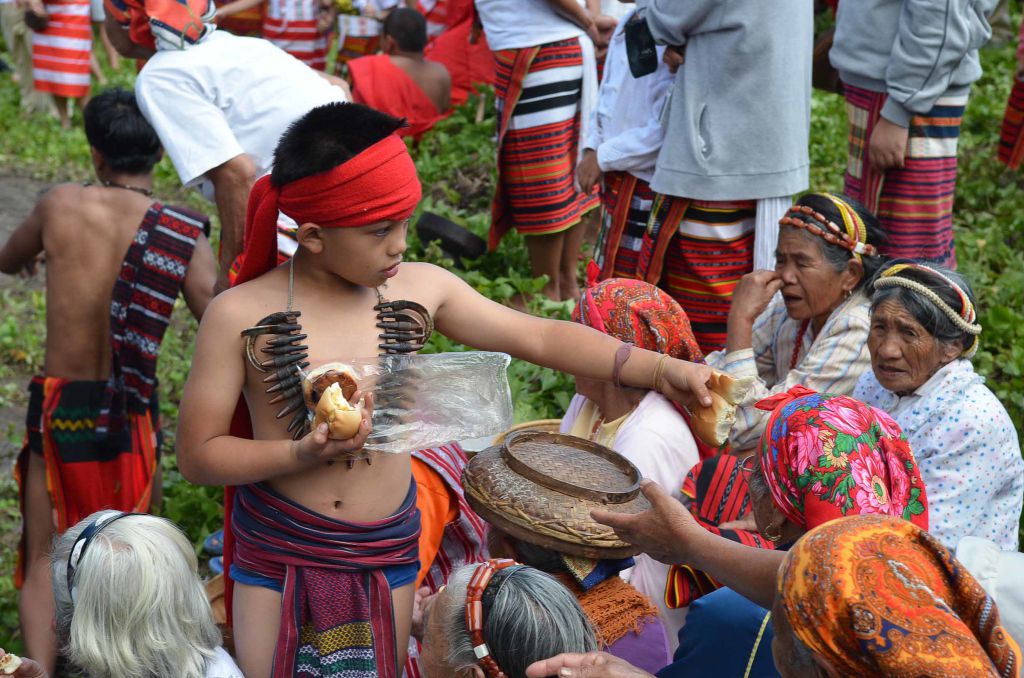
xmin=444 ymin=564 xmax=597 ymax=678
xmin=870 ymin=264 xmax=978 ymax=354
xmin=51 ymin=510 xmax=222 ymax=678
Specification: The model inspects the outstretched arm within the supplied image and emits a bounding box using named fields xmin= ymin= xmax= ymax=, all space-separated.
xmin=593 ymin=480 xmax=785 ymax=609
xmin=432 ymin=267 xmax=712 ymax=407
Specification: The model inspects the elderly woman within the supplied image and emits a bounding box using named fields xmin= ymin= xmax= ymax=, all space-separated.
xmin=51 ymin=510 xmax=242 ymax=678
xmin=854 ymin=262 xmax=1024 ymax=550
xmin=419 ymin=560 xmax=597 ymax=678
xmin=708 ymin=192 xmax=887 ymax=451
xmin=530 ymin=514 xmax=1022 ymax=678
xmin=594 ymin=388 xmax=929 ymax=677
xmin=561 ymin=278 xmax=704 ymax=643
xmin=773 ymin=515 xmax=1022 ymax=678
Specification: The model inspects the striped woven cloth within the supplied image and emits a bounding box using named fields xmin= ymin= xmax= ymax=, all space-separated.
xmin=592 ymin=171 xmax=653 ymax=280
xmin=264 ymin=0 xmax=327 ymax=71
xmin=843 ymin=84 xmax=964 ymax=267
xmin=636 ymin=195 xmax=755 ymax=354
xmin=998 ymin=78 xmax=1024 ymax=170
xmin=30 ymin=0 xmax=91 ymax=98
xmin=489 ymin=37 xmax=599 ymax=248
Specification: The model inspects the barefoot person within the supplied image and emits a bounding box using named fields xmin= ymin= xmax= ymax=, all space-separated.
xmin=0 ymin=88 xmax=216 ymax=675
xmin=176 ymin=102 xmax=713 ymax=678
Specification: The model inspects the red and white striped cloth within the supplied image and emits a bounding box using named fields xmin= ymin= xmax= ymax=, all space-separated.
xmin=263 ymin=0 xmax=327 ymax=71
xmin=31 ymin=0 xmax=91 ymax=98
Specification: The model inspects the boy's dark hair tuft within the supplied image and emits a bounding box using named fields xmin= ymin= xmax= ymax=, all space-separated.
xmin=382 ymin=7 xmax=427 ymax=53
xmin=271 ymin=102 xmax=406 ymax=186
xmin=83 ymin=88 xmax=162 ymax=174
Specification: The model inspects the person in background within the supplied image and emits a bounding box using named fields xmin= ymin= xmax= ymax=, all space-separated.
xmin=579 ymin=0 xmax=672 ymax=281
xmin=706 ymin=193 xmax=886 ymax=452
xmin=561 ymin=278 xmax=702 ymax=647
xmin=104 ymin=0 xmax=348 ymax=291
xmin=24 ymin=0 xmax=91 ymax=128
xmin=476 ymin=0 xmax=616 ymax=302
xmin=215 ymin=0 xmax=335 ymax=70
xmin=349 ymin=7 xmax=451 ymax=138
xmin=854 ymin=262 xmax=1024 ymax=551
xmin=633 ymin=0 xmax=812 ymax=353
xmin=0 ymin=88 xmax=215 ymax=674
xmin=0 ymin=0 xmax=57 ymax=115
xmin=831 ymin=0 xmax=996 ymax=266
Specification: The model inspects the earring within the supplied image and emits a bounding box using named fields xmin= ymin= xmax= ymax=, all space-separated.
xmin=763 ymin=523 xmax=783 ymax=543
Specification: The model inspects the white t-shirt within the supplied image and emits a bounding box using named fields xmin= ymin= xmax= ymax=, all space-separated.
xmin=474 ymin=0 xmax=585 ymax=51
xmin=135 ymin=31 xmax=347 ymax=197
xmin=206 ymin=647 xmax=244 ymax=677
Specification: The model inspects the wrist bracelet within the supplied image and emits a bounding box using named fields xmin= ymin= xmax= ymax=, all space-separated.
xmin=612 ymin=343 xmax=632 ymax=388
xmin=652 ymin=354 xmax=670 ymax=394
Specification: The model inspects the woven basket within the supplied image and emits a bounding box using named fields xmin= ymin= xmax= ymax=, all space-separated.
xmin=491 ymin=419 xmax=563 ymax=446
xmin=464 ymin=430 xmax=650 ymax=559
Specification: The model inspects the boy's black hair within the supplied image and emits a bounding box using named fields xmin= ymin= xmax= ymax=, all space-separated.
xmin=83 ymin=88 xmax=162 ymax=174
xmin=271 ymin=102 xmax=406 ymax=186
xmin=382 ymin=7 xmax=427 ymax=53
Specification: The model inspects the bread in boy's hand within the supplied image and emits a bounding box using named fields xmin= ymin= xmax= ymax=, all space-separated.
xmin=689 ymin=371 xmax=754 ymax=447
xmin=0 ymin=651 xmax=23 ymax=675
xmin=313 ymin=382 xmax=363 ymax=439
xmin=303 ymin=362 xmax=359 ymax=411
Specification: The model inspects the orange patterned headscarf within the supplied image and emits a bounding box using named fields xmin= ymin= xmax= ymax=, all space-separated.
xmin=778 ymin=515 xmax=1022 ymax=678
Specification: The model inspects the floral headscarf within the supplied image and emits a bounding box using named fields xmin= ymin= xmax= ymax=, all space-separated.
xmin=755 ymin=386 xmax=928 ymax=531
xmin=778 ymin=515 xmax=1022 ymax=678
xmin=573 ymin=278 xmax=703 ymax=362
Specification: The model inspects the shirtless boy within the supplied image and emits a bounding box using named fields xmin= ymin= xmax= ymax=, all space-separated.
xmin=0 ymin=88 xmax=216 ymax=674
xmin=176 ymin=102 xmax=713 ymax=678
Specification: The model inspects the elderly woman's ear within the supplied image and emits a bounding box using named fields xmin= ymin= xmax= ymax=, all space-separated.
xmin=840 ymin=256 xmax=865 ymax=292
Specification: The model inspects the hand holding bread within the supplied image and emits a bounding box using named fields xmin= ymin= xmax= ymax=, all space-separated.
xmin=303 ymin=363 xmax=365 ymax=440
xmin=664 ymin=367 xmax=752 ymax=448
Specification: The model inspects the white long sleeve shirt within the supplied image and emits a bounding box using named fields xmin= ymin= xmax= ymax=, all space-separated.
xmin=583 ymin=8 xmax=673 ymax=183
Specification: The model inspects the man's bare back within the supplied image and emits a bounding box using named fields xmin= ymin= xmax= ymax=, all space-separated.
xmin=391 ymin=54 xmax=451 ymax=113
xmin=19 ymin=184 xmax=213 ymax=381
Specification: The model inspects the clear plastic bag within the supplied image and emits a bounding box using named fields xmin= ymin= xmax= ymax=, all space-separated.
xmin=308 ymin=352 xmax=513 ymax=454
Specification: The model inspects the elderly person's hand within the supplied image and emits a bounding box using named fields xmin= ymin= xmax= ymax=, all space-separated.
xmin=525 ymin=652 xmax=654 ymax=678
xmin=592 ymin=480 xmax=707 ymax=564
xmin=868 ymin=117 xmax=909 ymax=172
xmin=729 ymin=270 xmax=783 ymax=325
xmin=0 ymin=650 xmax=48 ymax=678
xmin=577 ymin=149 xmax=602 ymax=193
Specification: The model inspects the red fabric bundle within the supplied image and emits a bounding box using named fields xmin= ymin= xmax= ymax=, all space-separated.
xmin=235 ymin=133 xmax=422 ymax=285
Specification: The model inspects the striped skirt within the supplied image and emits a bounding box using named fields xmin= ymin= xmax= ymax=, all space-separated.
xmin=593 ymin=171 xmax=654 ymax=280
xmin=641 ymin=196 xmax=755 ymax=354
xmin=998 ymin=78 xmax=1024 ymax=170
xmin=489 ymin=37 xmax=599 ymax=248
xmin=263 ymin=17 xmax=327 ymax=71
xmin=31 ymin=0 xmax=91 ymax=98
xmin=843 ymin=84 xmax=965 ymax=267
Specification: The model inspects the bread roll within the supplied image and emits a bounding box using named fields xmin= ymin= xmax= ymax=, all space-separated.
xmin=0 ymin=652 xmax=23 ymax=675
xmin=688 ymin=371 xmax=754 ymax=447
xmin=303 ymin=362 xmax=359 ymax=411
xmin=313 ymin=382 xmax=363 ymax=439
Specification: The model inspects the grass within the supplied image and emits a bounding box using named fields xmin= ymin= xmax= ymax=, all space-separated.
xmin=2 ymin=25 xmax=1024 ymax=650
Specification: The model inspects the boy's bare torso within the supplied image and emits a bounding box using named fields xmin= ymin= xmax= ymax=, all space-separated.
xmin=391 ymin=55 xmax=450 ymax=112
xmin=228 ymin=262 xmax=448 ymax=522
xmin=40 ymin=185 xmax=156 ymax=381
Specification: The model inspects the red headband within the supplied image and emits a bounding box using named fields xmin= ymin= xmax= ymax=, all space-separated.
xmin=234 ymin=134 xmax=422 ymax=286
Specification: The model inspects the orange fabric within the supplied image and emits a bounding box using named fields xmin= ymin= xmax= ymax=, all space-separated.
xmin=349 ymin=54 xmax=444 ymax=139
xmin=425 ymin=19 xmax=496 ymax=107
xmin=412 ymin=457 xmax=457 ymax=587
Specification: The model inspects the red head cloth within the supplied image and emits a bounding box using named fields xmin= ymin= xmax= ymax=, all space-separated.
xmin=572 ymin=278 xmax=703 ymax=362
xmin=755 ymin=386 xmax=929 ymax=532
xmin=234 ymin=134 xmax=422 ymax=286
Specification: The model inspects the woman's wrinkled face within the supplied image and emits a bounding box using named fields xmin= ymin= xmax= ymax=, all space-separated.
xmin=774 ymin=229 xmax=858 ymax=326
xmin=868 ymin=299 xmax=960 ymax=396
